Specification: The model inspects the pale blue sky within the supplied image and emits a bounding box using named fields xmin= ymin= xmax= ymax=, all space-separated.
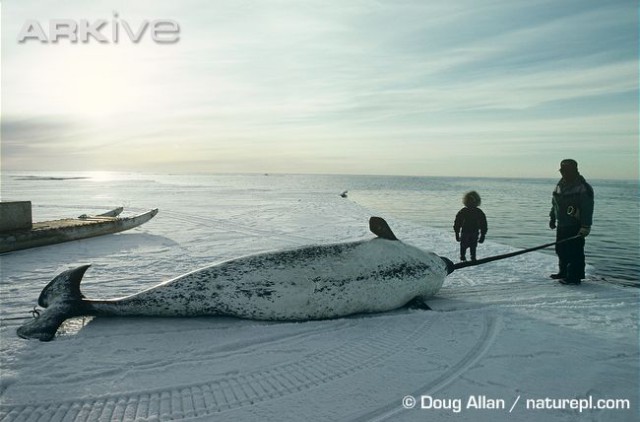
xmin=1 ymin=0 xmax=638 ymax=179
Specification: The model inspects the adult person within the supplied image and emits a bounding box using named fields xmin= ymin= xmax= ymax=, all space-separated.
xmin=549 ymin=159 xmax=594 ymax=284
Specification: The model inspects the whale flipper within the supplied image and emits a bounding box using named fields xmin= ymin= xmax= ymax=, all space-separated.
xmin=404 ymin=297 xmax=432 ymax=310
xmin=369 ymin=217 xmax=398 ymax=240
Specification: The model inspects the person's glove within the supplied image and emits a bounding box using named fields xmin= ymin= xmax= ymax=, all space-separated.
xmin=455 ymin=232 xmax=460 ymax=242
xmin=549 ymin=219 xmax=556 ymax=229
xmin=579 ymin=227 xmax=591 ymax=237
xmin=478 ymin=234 xmax=485 ymax=244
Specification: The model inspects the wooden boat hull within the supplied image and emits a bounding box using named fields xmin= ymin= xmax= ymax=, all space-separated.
xmin=0 ymin=209 xmax=158 ymax=253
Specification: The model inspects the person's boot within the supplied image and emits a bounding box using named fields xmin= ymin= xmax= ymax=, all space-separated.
xmin=550 ymin=262 xmax=567 ymax=279
xmin=559 ymin=264 xmax=581 ymax=285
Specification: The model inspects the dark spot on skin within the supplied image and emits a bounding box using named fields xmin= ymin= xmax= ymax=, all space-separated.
xmin=311 ymin=262 xmax=431 ymax=293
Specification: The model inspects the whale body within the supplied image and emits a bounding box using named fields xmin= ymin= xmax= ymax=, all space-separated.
xmin=17 ymin=217 xmax=452 ymax=341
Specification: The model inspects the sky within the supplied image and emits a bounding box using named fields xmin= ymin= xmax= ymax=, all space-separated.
xmin=1 ymin=0 xmax=638 ymax=179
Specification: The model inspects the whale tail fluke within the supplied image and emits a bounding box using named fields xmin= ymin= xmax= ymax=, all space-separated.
xmin=17 ymin=265 xmax=91 ymax=341
xmin=38 ymin=264 xmax=89 ymax=307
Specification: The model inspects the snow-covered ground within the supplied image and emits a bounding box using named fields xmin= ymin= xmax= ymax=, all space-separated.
xmin=1 ymin=175 xmax=638 ymax=421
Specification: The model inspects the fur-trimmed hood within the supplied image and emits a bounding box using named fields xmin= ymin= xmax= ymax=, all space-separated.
xmin=463 ymin=191 xmax=481 ymax=207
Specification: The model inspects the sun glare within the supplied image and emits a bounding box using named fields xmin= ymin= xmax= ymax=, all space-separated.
xmin=21 ymin=45 xmax=155 ymax=120
xmin=87 ymin=171 xmax=120 ymax=182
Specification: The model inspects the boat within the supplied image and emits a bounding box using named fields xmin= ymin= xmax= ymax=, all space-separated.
xmin=0 ymin=204 xmax=158 ymax=253
xmin=78 ymin=207 xmax=124 ymax=219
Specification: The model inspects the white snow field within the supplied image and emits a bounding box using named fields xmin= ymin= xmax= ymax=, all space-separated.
xmin=0 ymin=174 xmax=638 ymax=421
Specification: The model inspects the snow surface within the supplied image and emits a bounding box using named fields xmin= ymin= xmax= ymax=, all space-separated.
xmin=1 ymin=176 xmax=638 ymax=421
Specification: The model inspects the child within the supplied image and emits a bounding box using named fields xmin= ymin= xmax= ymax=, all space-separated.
xmin=453 ymin=191 xmax=488 ymax=262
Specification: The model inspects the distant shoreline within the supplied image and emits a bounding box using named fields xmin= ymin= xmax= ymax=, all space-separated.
xmin=12 ymin=176 xmax=91 ymax=181
xmin=3 ymin=171 xmax=636 ymax=184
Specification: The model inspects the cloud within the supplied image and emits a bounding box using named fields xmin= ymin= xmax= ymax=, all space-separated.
xmin=1 ymin=117 xmax=92 ymax=168
xmin=1 ymin=0 xmax=637 ymax=178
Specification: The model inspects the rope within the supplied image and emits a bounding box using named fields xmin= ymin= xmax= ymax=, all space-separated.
xmin=0 ymin=306 xmax=41 ymax=322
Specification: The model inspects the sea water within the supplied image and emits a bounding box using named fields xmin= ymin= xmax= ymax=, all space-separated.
xmin=343 ymin=175 xmax=639 ymax=287
xmin=2 ymin=172 xmax=638 ymax=287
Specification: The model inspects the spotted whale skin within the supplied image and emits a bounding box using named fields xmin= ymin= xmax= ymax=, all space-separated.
xmin=17 ymin=217 xmax=449 ymax=341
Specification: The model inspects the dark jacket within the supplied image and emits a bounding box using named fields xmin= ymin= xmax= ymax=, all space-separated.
xmin=454 ymin=207 xmax=488 ymax=236
xmin=550 ymin=175 xmax=594 ymax=228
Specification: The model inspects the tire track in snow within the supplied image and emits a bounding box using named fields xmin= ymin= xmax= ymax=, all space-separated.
xmin=0 ymin=315 xmax=437 ymax=421
xmin=350 ymin=313 xmax=502 ymax=422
